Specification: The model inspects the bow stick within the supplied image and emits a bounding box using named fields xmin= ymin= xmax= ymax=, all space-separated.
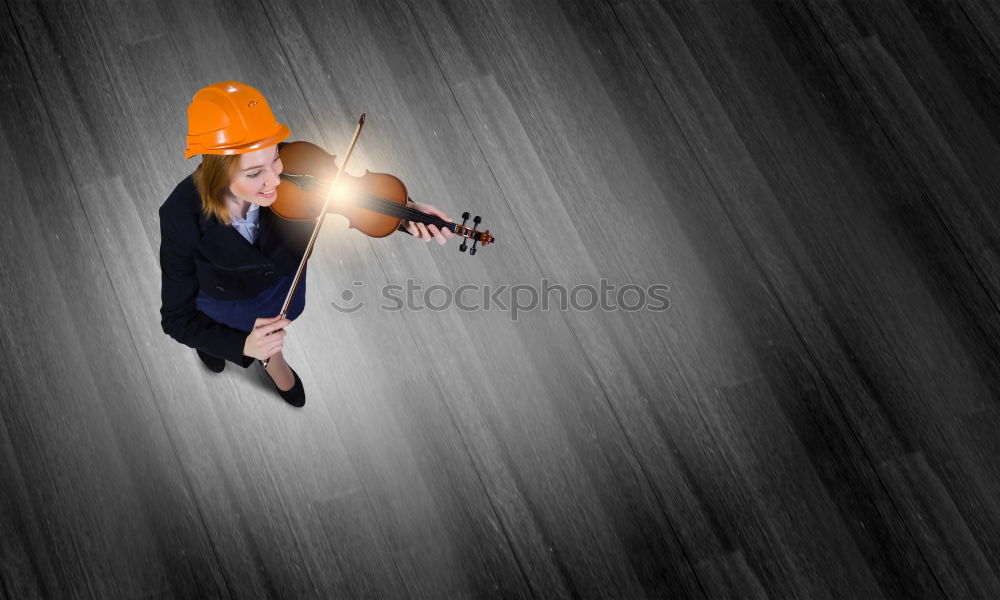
xmin=261 ymin=113 xmax=366 ymax=369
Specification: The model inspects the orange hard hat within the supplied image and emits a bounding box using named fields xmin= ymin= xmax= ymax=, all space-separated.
xmin=184 ymin=81 xmax=290 ymax=159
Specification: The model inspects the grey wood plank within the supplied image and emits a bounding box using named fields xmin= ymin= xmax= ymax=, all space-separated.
xmin=0 ymin=408 xmax=51 ymax=599
xmin=592 ymin=1 xmax=942 ymax=596
xmin=792 ymin=0 xmax=1000 ymax=578
xmin=306 ymin=492 xmax=409 ymax=599
xmin=877 ymin=452 xmax=1000 ymax=598
xmin=901 ymin=0 xmax=1000 ymax=145
xmin=803 ymin=0 xmax=1000 ymax=328
xmin=955 ymin=0 xmax=1000 ymax=72
xmin=1 ymin=2 xmax=231 ymax=597
xmin=403 ymin=0 xmax=902 ymax=597
xmin=948 ymin=406 xmax=1000 ymax=567
xmin=694 ymin=549 xmax=768 ymax=600
xmin=642 ymin=0 xmax=1000 ymax=593
xmin=786 ymin=0 xmax=1000 ymax=577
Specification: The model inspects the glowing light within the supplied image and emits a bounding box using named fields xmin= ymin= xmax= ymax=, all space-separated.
xmin=329 ymin=181 xmax=352 ymax=203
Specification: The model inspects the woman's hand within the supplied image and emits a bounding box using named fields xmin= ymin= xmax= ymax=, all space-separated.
xmin=401 ymin=200 xmax=455 ymax=245
xmin=243 ymin=315 xmax=290 ymax=360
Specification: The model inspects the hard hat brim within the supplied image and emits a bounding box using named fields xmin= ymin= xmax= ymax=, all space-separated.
xmin=184 ymin=123 xmax=290 ymax=160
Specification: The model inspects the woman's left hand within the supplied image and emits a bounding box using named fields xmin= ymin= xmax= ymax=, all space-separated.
xmin=401 ymin=200 xmax=455 ymax=245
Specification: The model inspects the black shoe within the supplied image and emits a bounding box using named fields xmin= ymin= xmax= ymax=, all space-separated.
xmin=265 ymin=365 xmax=305 ymax=407
xmin=197 ymin=349 xmax=225 ymax=373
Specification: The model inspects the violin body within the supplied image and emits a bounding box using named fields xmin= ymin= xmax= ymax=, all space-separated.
xmin=271 ymin=139 xmax=493 ymax=253
xmin=257 ymin=123 xmax=492 ymax=370
xmin=271 ymin=141 xmax=408 ymax=238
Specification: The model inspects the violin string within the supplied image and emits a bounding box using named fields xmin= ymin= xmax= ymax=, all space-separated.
xmin=308 ymin=180 xmax=462 ymax=230
xmin=358 ymin=193 xmax=455 ymax=229
xmin=287 ymin=174 xmax=487 ymax=241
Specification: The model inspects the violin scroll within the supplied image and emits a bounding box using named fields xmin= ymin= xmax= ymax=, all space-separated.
xmin=455 ymin=211 xmax=493 ymax=256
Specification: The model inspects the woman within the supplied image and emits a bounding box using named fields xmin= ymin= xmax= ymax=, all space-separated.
xmin=159 ymin=81 xmax=454 ymax=407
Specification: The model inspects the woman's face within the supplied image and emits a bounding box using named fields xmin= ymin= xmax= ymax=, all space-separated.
xmin=227 ymin=145 xmax=283 ymax=207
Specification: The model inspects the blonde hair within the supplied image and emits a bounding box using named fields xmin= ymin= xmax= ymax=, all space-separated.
xmin=192 ymin=153 xmax=242 ymax=226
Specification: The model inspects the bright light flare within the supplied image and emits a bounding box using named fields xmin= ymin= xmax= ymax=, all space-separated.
xmin=328 ymin=180 xmax=354 ymax=204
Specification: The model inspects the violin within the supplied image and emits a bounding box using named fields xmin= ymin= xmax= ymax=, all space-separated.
xmin=261 ymin=115 xmax=494 ymax=369
xmin=270 ymin=140 xmax=495 ymax=254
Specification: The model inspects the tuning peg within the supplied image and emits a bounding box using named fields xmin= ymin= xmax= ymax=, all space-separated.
xmin=469 ymin=216 xmax=482 ymax=255
xmin=459 ymin=212 xmax=470 ymax=252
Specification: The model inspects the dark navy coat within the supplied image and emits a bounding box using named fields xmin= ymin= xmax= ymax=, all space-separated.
xmin=158 ymin=170 xmax=313 ymax=368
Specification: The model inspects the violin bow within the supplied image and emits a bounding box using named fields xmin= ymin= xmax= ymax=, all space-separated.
xmin=261 ymin=113 xmax=366 ymax=369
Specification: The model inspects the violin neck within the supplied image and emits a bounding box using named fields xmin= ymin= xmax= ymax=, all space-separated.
xmin=354 ymin=191 xmax=459 ymax=233
xmin=405 ymin=207 xmax=458 ymax=232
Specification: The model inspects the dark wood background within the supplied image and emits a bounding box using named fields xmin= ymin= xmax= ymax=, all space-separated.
xmin=1 ymin=0 xmax=999 ymax=597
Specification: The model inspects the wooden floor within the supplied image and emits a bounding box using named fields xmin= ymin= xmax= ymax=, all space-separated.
xmin=1 ymin=0 xmax=999 ymax=597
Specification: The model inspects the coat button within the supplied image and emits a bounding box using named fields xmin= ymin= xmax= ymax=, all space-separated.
xmin=215 ymin=284 xmax=225 ymax=292
xmin=264 ymin=269 xmax=275 ymax=277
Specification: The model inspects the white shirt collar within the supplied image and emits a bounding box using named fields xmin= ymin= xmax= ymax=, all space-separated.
xmin=231 ymin=202 xmax=260 ymax=224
